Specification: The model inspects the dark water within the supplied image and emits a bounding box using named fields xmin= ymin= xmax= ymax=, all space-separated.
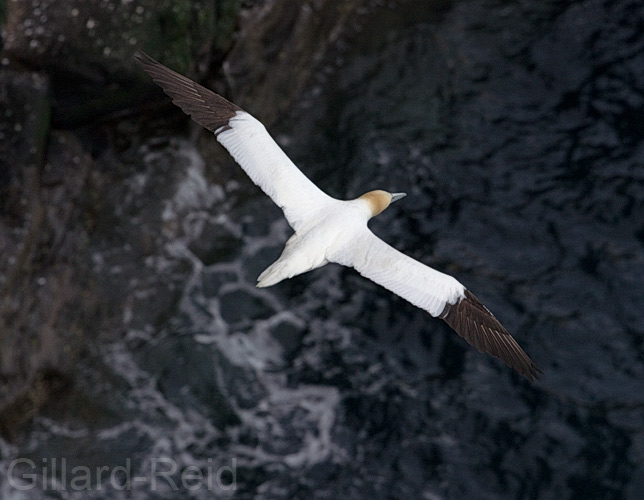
xmin=2 ymin=0 xmax=644 ymax=498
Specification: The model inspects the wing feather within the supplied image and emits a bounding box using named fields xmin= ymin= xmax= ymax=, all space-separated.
xmin=440 ymin=290 xmax=542 ymax=380
xmin=135 ymin=51 xmax=333 ymax=230
xmin=334 ymin=230 xmax=465 ymax=317
xmin=338 ymin=230 xmax=541 ymax=380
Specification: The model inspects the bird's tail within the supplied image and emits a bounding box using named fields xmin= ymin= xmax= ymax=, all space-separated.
xmin=256 ymin=262 xmax=288 ymax=288
xmin=256 ymin=251 xmax=328 ymax=288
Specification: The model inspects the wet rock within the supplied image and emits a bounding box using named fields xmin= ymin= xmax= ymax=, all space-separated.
xmin=2 ymin=0 xmax=242 ymax=126
xmin=219 ymin=287 xmax=275 ymax=324
xmin=0 ymin=69 xmax=49 ymax=217
xmin=141 ymin=337 xmax=242 ymax=430
xmin=0 ymin=132 xmax=97 ymax=435
xmin=202 ymin=268 xmax=239 ymax=297
xmin=268 ymin=318 xmax=306 ymax=359
xmin=0 ymin=369 xmax=71 ymax=440
xmin=0 ymin=1 xmax=7 ymax=27
xmin=224 ymin=0 xmax=373 ymax=125
xmin=188 ymin=220 xmax=242 ymax=265
xmin=210 ymin=349 xmax=268 ymax=410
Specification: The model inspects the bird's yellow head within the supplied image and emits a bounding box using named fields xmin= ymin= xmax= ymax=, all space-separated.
xmin=358 ymin=190 xmax=407 ymax=217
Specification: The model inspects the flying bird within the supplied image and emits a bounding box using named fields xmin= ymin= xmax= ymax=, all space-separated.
xmin=135 ymin=51 xmax=542 ymax=381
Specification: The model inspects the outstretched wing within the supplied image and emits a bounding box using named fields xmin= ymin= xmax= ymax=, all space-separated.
xmin=135 ymin=51 xmax=334 ymax=231
xmin=335 ymin=229 xmax=541 ymax=381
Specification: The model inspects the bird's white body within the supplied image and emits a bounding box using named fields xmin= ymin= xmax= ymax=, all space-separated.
xmin=135 ymin=51 xmax=541 ymax=380
xmin=218 ymin=112 xmax=466 ymax=315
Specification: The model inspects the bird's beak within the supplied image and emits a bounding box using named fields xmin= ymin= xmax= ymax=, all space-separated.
xmin=390 ymin=192 xmax=407 ymax=203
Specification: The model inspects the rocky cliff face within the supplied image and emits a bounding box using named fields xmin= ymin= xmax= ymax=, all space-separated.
xmin=0 ymin=0 xmax=375 ymax=438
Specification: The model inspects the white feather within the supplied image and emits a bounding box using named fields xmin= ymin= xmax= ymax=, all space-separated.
xmin=330 ymin=227 xmax=466 ymax=317
xmin=216 ymin=112 xmax=333 ymax=231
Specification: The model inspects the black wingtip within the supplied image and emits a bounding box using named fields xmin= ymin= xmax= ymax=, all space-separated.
xmin=133 ymin=50 xmax=160 ymax=71
xmin=133 ymin=50 xmax=149 ymax=63
xmin=133 ymin=50 xmax=242 ymax=135
xmin=441 ymin=289 xmax=542 ymax=382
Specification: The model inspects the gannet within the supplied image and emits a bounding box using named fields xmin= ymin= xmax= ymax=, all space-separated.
xmin=135 ymin=51 xmax=542 ymax=381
